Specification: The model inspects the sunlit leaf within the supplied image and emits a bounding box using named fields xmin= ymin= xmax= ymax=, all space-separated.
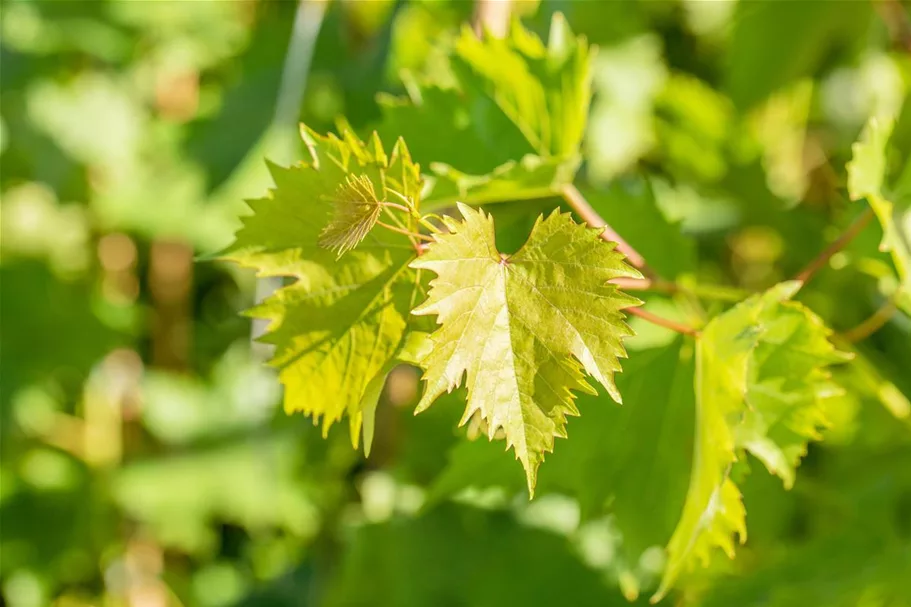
xmin=656 ymin=282 xmax=850 ymax=600
xmin=410 ymin=203 xmax=641 ymax=492
xmin=219 ymin=127 xmax=426 ymax=446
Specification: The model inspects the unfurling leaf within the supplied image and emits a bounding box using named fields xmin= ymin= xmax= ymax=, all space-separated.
xmin=318 ymin=174 xmax=384 ymax=257
xmin=656 ymin=282 xmax=850 ymax=600
xmin=410 ymin=203 xmax=642 ymax=493
xmin=219 ymin=126 xmax=426 ymax=448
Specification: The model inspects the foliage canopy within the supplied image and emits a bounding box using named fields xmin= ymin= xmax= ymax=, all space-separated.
xmin=3 ymin=2 xmax=910 ymax=606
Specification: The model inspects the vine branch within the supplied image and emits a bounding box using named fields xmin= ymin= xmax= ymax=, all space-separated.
xmin=376 ymin=220 xmax=435 ymax=242
xmin=562 ymin=184 xmax=655 ymax=278
xmin=560 ymin=183 xmax=702 ymax=336
xmin=793 ymin=208 xmax=874 ymax=286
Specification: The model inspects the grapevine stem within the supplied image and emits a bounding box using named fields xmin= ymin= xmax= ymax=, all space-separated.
xmin=793 ymin=208 xmax=874 ymax=286
xmin=562 ymin=183 xmax=701 ymax=335
xmin=562 ymin=184 xmax=655 ymax=279
xmin=382 ymin=201 xmax=412 ymax=213
xmin=382 ymin=205 xmax=418 ymax=248
xmin=625 ymin=306 xmax=700 ymax=337
xmin=841 ymin=297 xmax=898 ymax=342
xmin=417 ymin=216 xmax=443 ymax=234
xmin=376 ymin=220 xmax=435 ymax=242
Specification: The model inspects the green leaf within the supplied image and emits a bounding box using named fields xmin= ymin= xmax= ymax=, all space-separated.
xmin=219 ymin=126 xmax=426 ymax=448
xmin=425 ymin=154 xmax=578 ymax=207
xmin=655 ymin=287 xmax=766 ymax=601
xmin=410 ymin=203 xmax=641 ymax=493
xmin=656 ymin=282 xmax=850 ymax=600
xmin=454 ymin=14 xmax=589 ymax=159
xmin=735 ymin=300 xmax=851 ymax=488
xmin=847 ymin=116 xmax=911 ymax=310
xmin=377 ymin=14 xmax=592 ymax=206
xmin=601 ymin=340 xmax=694 ymax=573
xmin=848 ymin=117 xmax=891 ymax=201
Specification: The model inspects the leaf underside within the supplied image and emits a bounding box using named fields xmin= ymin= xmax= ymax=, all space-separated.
xmin=410 ymin=203 xmax=642 ymax=493
xmin=655 ymin=281 xmax=850 ymax=600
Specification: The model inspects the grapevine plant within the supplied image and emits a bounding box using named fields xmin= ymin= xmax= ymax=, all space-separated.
xmin=220 ymin=16 xmax=910 ymax=601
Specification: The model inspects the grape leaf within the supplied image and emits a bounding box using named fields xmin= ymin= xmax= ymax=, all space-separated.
xmin=377 ymin=14 xmax=591 ymax=207
xmin=847 ymin=115 xmax=911 ymax=314
xmin=735 ymin=300 xmax=851 ymax=488
xmin=655 ymin=288 xmax=763 ymax=602
xmin=424 ymin=154 xmax=578 ymax=207
xmin=410 ymin=203 xmax=641 ymax=493
xmin=219 ymin=126 xmax=426 ymax=447
xmin=656 ymin=282 xmax=850 ymax=600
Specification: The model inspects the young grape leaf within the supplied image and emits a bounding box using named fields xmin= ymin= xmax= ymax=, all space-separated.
xmin=318 ymin=174 xmax=386 ymax=257
xmin=847 ymin=115 xmax=911 ymax=314
xmin=656 ymin=282 xmax=850 ymax=601
xmin=219 ymin=126 xmax=426 ymax=448
xmin=410 ymin=203 xmax=642 ymax=493
xmin=735 ymin=300 xmax=851 ymax=488
xmin=377 ymin=13 xmax=592 ymax=207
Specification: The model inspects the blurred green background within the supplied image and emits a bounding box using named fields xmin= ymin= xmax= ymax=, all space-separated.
xmin=2 ymin=1 xmax=911 ymax=606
